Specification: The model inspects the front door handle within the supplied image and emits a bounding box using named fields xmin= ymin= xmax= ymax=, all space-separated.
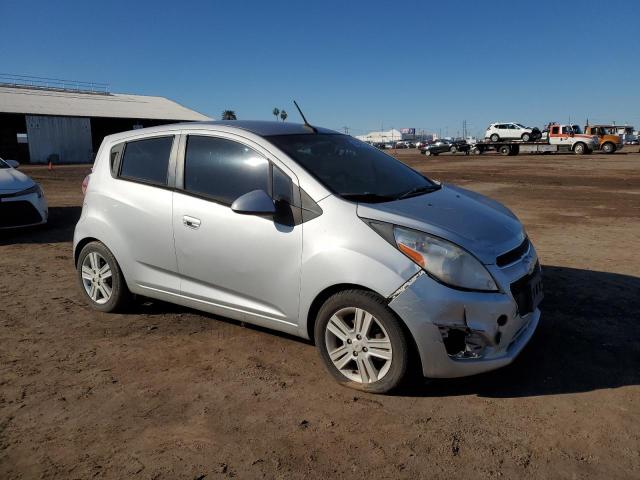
xmin=183 ymin=215 xmax=201 ymax=229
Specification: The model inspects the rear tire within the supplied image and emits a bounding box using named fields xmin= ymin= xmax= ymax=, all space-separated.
xmin=499 ymin=145 xmax=511 ymax=156
xmin=602 ymin=142 xmax=615 ymax=154
xmin=450 ymin=146 xmax=457 ymax=153
xmin=315 ymin=290 xmax=411 ymax=394
xmin=490 ymin=134 xmax=500 ymax=142
xmin=77 ymin=241 xmax=131 ymax=312
xmin=424 ymin=150 xmax=431 ymax=156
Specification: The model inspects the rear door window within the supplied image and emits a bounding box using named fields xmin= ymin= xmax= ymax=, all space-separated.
xmin=183 ymin=135 xmax=270 ymax=204
xmin=119 ymin=136 xmax=174 ymax=185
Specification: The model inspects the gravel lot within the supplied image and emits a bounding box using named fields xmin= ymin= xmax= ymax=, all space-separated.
xmin=1 ymin=149 xmax=639 ymax=479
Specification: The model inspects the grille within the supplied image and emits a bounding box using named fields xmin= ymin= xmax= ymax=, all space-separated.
xmin=496 ymin=237 xmax=530 ymax=267
xmin=0 ymin=201 xmax=42 ymax=227
xmin=509 ymin=262 xmax=542 ymax=316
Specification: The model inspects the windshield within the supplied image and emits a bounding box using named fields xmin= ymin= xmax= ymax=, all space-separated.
xmin=267 ymin=134 xmax=438 ymax=202
xmin=0 ymin=158 xmax=9 ymax=169
xmin=515 ymin=123 xmax=527 ymax=128
xmin=572 ymin=125 xmax=583 ymax=134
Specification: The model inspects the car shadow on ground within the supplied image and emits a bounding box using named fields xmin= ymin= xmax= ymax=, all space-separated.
xmin=131 ymin=263 xmax=640 ymax=399
xmin=398 ymin=265 xmax=640 ymax=398
xmin=0 ymin=206 xmax=81 ymax=245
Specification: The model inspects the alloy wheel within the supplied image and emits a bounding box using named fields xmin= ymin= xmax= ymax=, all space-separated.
xmin=324 ymin=307 xmax=393 ymax=384
xmin=81 ymin=251 xmax=113 ymax=305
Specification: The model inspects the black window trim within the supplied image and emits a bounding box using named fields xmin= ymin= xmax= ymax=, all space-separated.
xmin=112 ymin=134 xmax=178 ymax=190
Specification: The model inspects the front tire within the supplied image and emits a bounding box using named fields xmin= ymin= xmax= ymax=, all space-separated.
xmin=77 ymin=241 xmax=131 ymax=312
xmin=450 ymin=146 xmax=457 ymax=153
xmin=602 ymin=142 xmax=615 ymax=153
xmin=573 ymin=142 xmax=587 ymax=155
xmin=521 ymin=133 xmax=531 ymax=142
xmin=315 ymin=290 xmax=410 ymax=394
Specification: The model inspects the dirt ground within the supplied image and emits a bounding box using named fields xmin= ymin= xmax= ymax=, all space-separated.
xmin=1 ymin=149 xmax=639 ymax=479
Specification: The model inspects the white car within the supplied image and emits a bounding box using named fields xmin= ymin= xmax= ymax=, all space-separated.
xmin=485 ymin=123 xmax=540 ymax=142
xmin=0 ymin=158 xmax=48 ymax=229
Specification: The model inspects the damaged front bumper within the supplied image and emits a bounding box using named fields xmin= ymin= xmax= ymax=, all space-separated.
xmin=388 ymin=270 xmax=541 ymax=378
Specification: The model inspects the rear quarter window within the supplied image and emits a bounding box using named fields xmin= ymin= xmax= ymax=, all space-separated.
xmin=119 ymin=136 xmax=174 ymax=185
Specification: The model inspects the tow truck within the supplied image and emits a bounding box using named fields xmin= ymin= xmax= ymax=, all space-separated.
xmin=470 ymin=123 xmax=599 ymax=156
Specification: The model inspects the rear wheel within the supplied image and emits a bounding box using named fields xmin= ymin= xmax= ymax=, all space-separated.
xmin=490 ymin=134 xmax=500 ymax=142
xmin=77 ymin=241 xmax=131 ymax=312
xmin=315 ymin=290 xmax=410 ymax=394
xmin=471 ymin=146 xmax=482 ymax=155
xmin=450 ymin=146 xmax=457 ymax=153
xmin=424 ymin=149 xmax=431 ymax=156
xmin=602 ymin=142 xmax=616 ymax=154
xmin=573 ymin=142 xmax=587 ymax=155
xmin=498 ymin=145 xmax=511 ymax=156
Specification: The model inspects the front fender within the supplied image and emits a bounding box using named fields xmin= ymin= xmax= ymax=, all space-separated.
xmin=296 ymin=196 xmax=419 ymax=338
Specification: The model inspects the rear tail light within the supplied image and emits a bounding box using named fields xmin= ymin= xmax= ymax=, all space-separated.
xmin=82 ymin=174 xmax=90 ymax=195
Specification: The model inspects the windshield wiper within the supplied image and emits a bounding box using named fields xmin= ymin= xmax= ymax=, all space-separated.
xmin=341 ymin=192 xmax=396 ymax=203
xmin=396 ymin=184 xmax=441 ymax=200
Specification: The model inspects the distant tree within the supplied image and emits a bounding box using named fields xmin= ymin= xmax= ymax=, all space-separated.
xmin=272 ymin=108 xmax=280 ymax=121
xmin=221 ymin=110 xmax=237 ymax=120
xmin=280 ymin=110 xmax=288 ymax=122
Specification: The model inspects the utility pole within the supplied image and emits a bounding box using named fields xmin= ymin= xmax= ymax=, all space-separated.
xmin=342 ymin=126 xmax=350 ymax=135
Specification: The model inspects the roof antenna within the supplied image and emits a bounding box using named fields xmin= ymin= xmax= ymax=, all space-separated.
xmin=293 ymin=100 xmax=317 ymax=133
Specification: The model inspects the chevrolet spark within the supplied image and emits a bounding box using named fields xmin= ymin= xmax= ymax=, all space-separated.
xmin=74 ymin=121 xmax=543 ymax=393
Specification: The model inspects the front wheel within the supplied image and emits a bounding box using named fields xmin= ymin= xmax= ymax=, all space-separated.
xmin=521 ymin=133 xmax=531 ymax=142
xmin=77 ymin=241 xmax=131 ymax=312
xmin=315 ymin=290 xmax=410 ymax=394
xmin=573 ymin=142 xmax=587 ymax=155
xmin=602 ymin=142 xmax=615 ymax=154
xmin=450 ymin=146 xmax=457 ymax=153
xmin=424 ymin=150 xmax=431 ymax=156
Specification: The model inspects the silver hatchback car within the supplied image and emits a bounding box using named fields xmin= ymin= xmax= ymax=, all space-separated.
xmin=74 ymin=121 xmax=543 ymax=393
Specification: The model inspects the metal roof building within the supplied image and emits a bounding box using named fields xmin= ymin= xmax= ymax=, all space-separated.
xmin=0 ymin=76 xmax=210 ymax=164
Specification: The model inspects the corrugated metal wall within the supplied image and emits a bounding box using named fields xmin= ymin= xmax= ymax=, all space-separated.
xmin=25 ymin=115 xmax=93 ymax=163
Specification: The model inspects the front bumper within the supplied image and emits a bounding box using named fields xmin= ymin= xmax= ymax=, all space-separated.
xmin=389 ymin=266 xmax=541 ymax=378
xmin=0 ymin=191 xmax=48 ymax=229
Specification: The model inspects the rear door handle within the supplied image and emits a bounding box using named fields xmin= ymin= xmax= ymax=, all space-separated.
xmin=183 ymin=215 xmax=201 ymax=229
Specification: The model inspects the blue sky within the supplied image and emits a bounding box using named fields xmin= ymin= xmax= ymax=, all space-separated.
xmin=1 ymin=0 xmax=639 ymax=137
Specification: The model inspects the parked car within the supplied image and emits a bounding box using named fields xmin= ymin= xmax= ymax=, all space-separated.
xmin=0 ymin=157 xmax=48 ymax=229
xmin=485 ymin=123 xmax=542 ymax=142
xmin=373 ymin=142 xmax=387 ymax=149
xmin=74 ymin=121 xmax=542 ymax=393
xmin=420 ymin=139 xmax=470 ymax=155
xmin=393 ymin=141 xmax=408 ymax=149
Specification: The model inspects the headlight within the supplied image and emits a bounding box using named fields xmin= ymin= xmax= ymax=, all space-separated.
xmin=19 ymin=184 xmax=43 ymax=198
xmin=393 ymin=226 xmax=498 ymax=292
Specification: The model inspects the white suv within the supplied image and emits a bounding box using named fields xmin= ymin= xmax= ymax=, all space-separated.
xmin=485 ymin=123 xmax=540 ymax=142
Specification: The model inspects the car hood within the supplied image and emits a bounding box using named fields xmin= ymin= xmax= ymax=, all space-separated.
xmin=0 ymin=167 xmax=35 ymax=193
xmin=357 ymin=184 xmax=526 ymax=264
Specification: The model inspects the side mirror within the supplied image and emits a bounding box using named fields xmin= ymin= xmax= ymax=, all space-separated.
xmin=6 ymin=160 xmax=19 ymax=168
xmin=231 ymin=189 xmax=276 ymax=216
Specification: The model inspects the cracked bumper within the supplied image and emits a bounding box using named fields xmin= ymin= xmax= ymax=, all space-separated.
xmin=388 ymin=272 xmax=540 ymax=378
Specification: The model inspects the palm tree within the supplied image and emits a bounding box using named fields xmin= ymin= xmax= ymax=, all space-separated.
xmin=221 ymin=110 xmax=237 ymax=120
xmin=272 ymin=108 xmax=280 ymax=121
xmin=280 ymin=110 xmax=288 ymax=122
